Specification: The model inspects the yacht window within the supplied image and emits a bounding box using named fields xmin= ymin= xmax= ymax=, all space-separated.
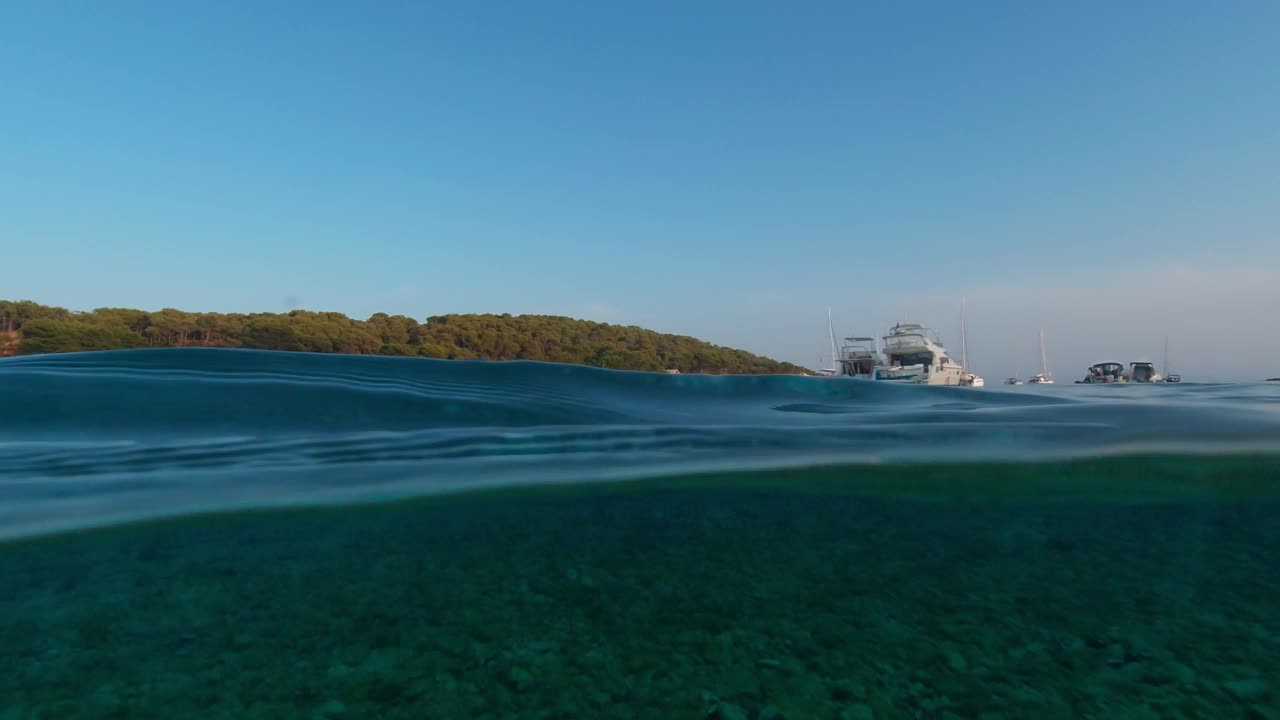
xmin=892 ymin=352 xmax=933 ymax=367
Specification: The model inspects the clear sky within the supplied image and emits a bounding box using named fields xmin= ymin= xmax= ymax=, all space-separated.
xmin=3 ymin=2 xmax=1278 ymax=379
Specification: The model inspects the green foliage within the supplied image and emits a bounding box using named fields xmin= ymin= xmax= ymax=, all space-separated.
xmin=1 ymin=300 xmax=806 ymax=374
xmin=17 ymin=319 xmax=149 ymax=354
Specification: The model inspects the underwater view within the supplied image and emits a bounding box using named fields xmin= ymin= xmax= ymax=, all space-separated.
xmin=1 ymin=349 xmax=1278 ymax=719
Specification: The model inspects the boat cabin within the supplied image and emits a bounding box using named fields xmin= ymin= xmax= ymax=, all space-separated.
xmin=882 ymin=324 xmax=948 ymax=368
xmin=1082 ymin=362 xmax=1126 ymax=383
xmin=1129 ymin=362 xmax=1161 ymax=383
xmin=839 ymin=337 xmax=880 ymax=377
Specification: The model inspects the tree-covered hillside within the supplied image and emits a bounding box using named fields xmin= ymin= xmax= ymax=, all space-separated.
xmin=0 ymin=300 xmax=806 ymax=374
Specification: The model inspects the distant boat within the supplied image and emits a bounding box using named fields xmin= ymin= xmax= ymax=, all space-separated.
xmin=1005 ymin=356 xmax=1022 ymax=385
xmin=1027 ymin=328 xmax=1054 ymax=384
xmin=959 ymin=298 xmax=984 ymax=387
xmin=1128 ymin=361 xmax=1163 ymax=383
xmin=1079 ymin=362 xmax=1126 ymax=384
xmin=1161 ymin=336 xmax=1181 ymax=382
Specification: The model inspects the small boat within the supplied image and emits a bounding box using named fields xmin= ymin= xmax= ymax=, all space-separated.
xmin=1005 ymin=357 xmax=1022 ymax=385
xmin=1027 ymin=329 xmax=1054 ymax=384
xmin=874 ymin=323 xmax=968 ymax=385
xmin=1078 ymin=362 xmax=1127 ymax=383
xmin=813 ymin=308 xmax=881 ymax=379
xmin=838 ymin=336 xmax=881 ymax=379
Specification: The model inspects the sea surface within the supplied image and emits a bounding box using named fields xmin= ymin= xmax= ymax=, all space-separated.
xmin=1 ymin=349 xmax=1278 ymax=719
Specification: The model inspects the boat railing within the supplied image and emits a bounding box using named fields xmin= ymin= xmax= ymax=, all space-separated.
xmin=883 ymin=333 xmax=930 ymax=349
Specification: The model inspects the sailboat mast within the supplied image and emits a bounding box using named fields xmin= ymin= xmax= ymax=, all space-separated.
xmin=960 ymin=298 xmax=969 ymax=371
xmin=826 ymin=306 xmax=839 ymax=373
xmin=1039 ymin=328 xmax=1049 ymax=376
xmin=1163 ymin=336 xmax=1169 ymax=376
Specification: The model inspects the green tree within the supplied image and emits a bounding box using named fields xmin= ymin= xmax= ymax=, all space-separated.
xmin=2 ymin=300 xmax=807 ymax=374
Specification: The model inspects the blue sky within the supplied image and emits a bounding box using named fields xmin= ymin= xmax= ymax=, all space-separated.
xmin=3 ymin=2 xmax=1278 ymax=378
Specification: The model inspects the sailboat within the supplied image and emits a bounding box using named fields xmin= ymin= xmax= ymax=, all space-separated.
xmin=1027 ymin=328 xmax=1054 ymax=384
xmin=811 ymin=307 xmax=841 ymax=376
xmin=959 ymin=298 xmax=984 ymax=387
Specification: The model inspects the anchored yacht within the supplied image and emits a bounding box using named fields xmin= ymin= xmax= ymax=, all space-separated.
xmin=874 ymin=323 xmax=968 ymax=385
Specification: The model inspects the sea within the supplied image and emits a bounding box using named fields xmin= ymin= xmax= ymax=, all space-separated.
xmin=1 ymin=348 xmax=1277 ymax=719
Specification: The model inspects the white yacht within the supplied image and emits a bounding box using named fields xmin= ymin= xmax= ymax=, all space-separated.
xmin=874 ymin=323 xmax=968 ymax=385
xmin=1027 ymin=328 xmax=1054 ymax=385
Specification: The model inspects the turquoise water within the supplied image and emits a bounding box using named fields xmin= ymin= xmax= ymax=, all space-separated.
xmin=1 ymin=349 xmax=1278 ymax=718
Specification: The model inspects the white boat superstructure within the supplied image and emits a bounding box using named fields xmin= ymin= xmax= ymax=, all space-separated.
xmin=1128 ymin=361 xmax=1163 ymax=383
xmin=838 ymin=336 xmax=881 ymax=379
xmin=875 ymin=323 xmax=968 ymax=385
xmin=1028 ymin=328 xmax=1054 ymax=384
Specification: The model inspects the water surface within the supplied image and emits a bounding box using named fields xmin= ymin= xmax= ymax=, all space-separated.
xmin=1 ymin=350 xmax=1277 ymax=718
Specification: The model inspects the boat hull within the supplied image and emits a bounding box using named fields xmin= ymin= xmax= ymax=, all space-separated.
xmin=874 ymin=366 xmax=969 ymax=385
